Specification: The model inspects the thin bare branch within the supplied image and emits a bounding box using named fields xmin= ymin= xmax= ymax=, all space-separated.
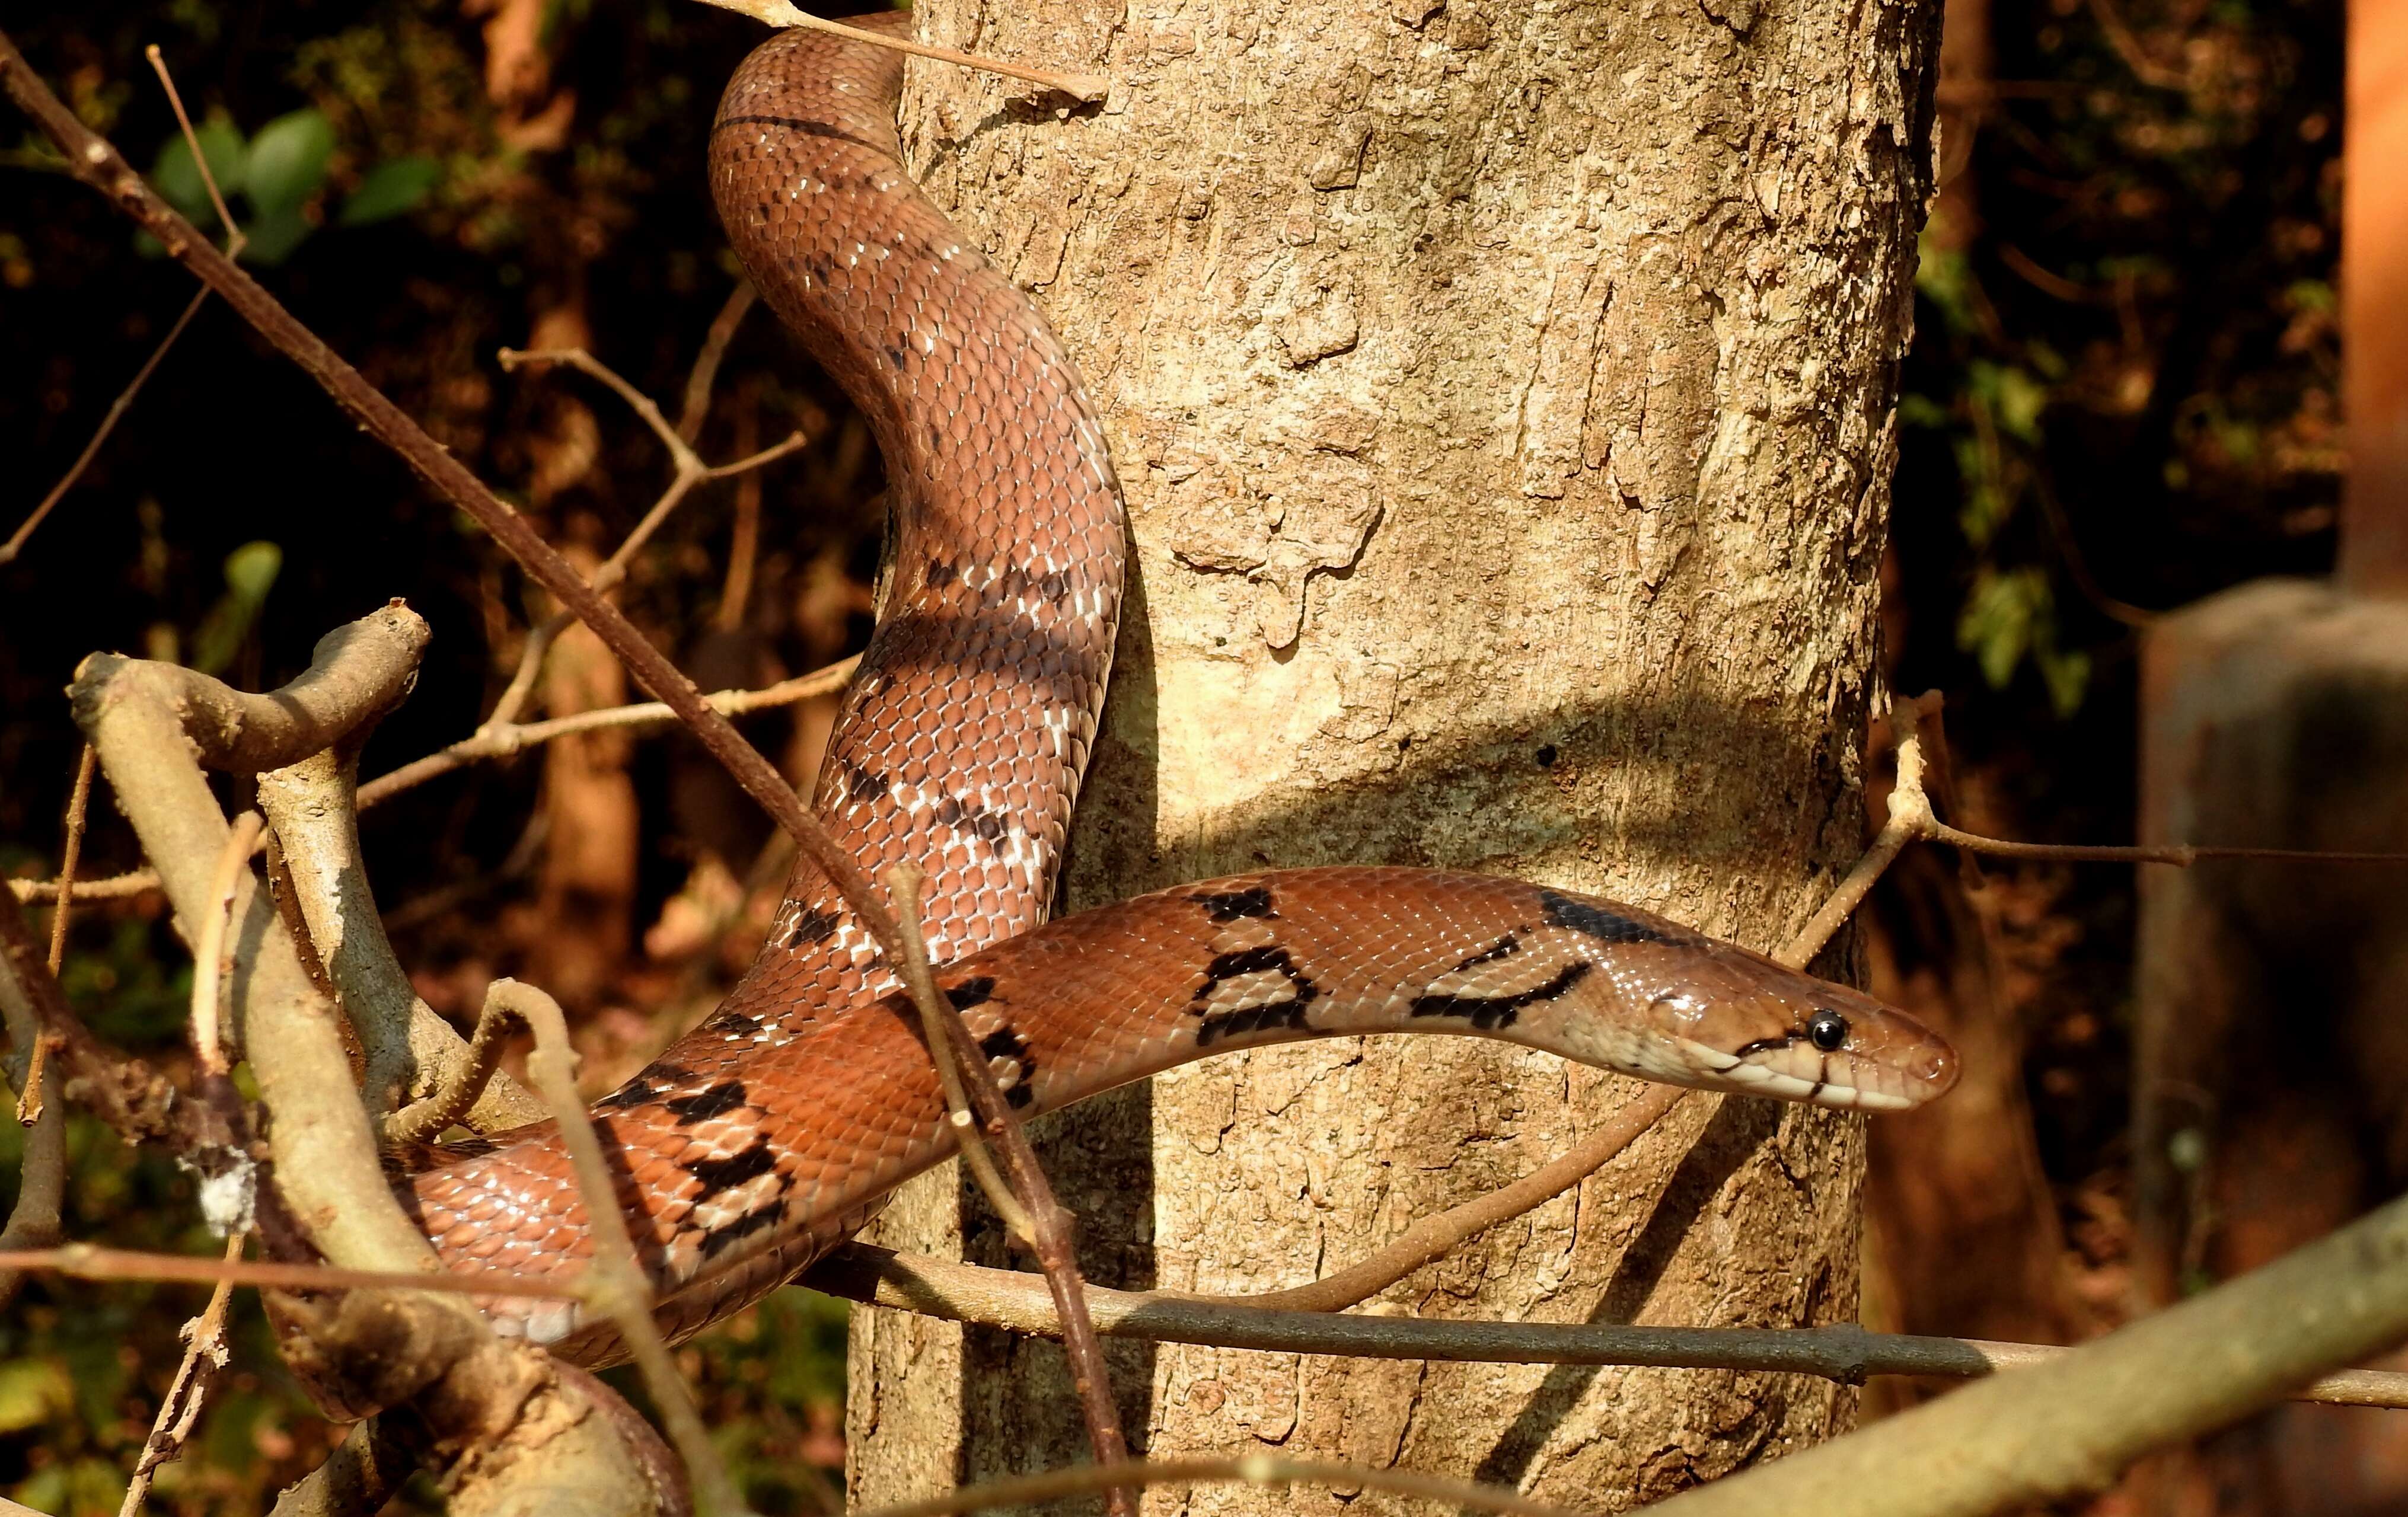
xmin=363 ymin=655 xmax=860 ymax=809
xmin=1928 ymin=825 xmax=2408 ymax=867
xmin=117 ymin=1234 xmax=245 ymax=1517
xmin=0 ymin=292 xmax=210 ymax=566
xmin=846 ymin=1454 xmax=1575 ymax=1517
xmin=380 ymin=981 xmax=527 ymax=1144
xmin=43 ymin=744 xmax=95 ymax=976
xmin=144 ymin=44 xmax=244 ymax=256
xmin=701 ymin=431 xmax=809 ymax=480
xmin=190 ymin=812 xmax=264 ymax=1075
xmin=0 ymin=47 xmax=240 ymax=567
xmin=0 ymin=1242 xmax=575 ymax=1299
xmin=805 ymin=1243 xmax=2408 ymax=1409
xmin=1782 ymin=691 xmax=1942 ymax=967
xmin=497 ymin=979 xmax=747 ymax=1517
xmin=18 ymin=742 xmax=96 ymax=1125
xmin=878 ymin=861 xmax=1133 ymax=1510
xmin=18 ymin=1232 xmax=2408 ymax=1419
xmin=497 ymin=343 xmax=806 ymax=595
xmin=0 ymin=940 xmax=68 ymax=1310
xmin=502 ymin=346 xmax=706 ymax=477
xmin=484 ymin=611 xmax=570 ymax=732
xmin=686 ymin=3 xmax=1109 ymax=102
xmin=884 ymin=866 xmax=1033 ymax=1240
xmin=1226 ymin=1083 xmax=1686 ymax=1314
xmin=679 ymin=280 xmax=758 ymax=442
xmin=0 ymin=887 xmax=205 ymax=1151
xmin=8 ymin=870 xmax=160 ymax=905
xmin=880 ymin=897 xmax=1139 ymax=1510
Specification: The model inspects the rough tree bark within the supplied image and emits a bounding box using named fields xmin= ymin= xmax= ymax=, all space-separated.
xmin=845 ymin=0 xmax=1939 ymax=1508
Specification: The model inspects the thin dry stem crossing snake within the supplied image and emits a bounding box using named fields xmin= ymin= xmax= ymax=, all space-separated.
xmin=397 ymin=13 xmax=1957 ymax=1365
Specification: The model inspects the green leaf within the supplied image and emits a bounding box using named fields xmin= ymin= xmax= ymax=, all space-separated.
xmin=244 ymin=108 xmax=334 ymax=218
xmin=338 ymin=155 xmax=440 ymax=226
xmin=1952 ymin=432 xmax=2015 ymax=551
xmin=150 ymin=116 xmax=247 ymax=225
xmin=238 ymin=202 xmax=313 ymax=266
xmin=0 ymin=1358 xmax=73 ymax=1435
xmin=1970 ymin=360 xmax=2049 ymax=445
xmin=190 ymin=541 xmax=282 ymax=675
xmin=1915 ymin=237 xmax=1978 ymax=336
xmin=1956 ymin=566 xmax=2040 ymax=691
xmin=223 ymin=539 xmax=283 ymax=602
xmin=2284 ymin=279 xmax=2336 ymax=315
xmin=2038 ymin=645 xmax=2093 ymax=718
xmin=1897 ymin=393 xmax=1950 ymax=429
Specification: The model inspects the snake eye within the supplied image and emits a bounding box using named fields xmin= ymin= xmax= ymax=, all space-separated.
xmin=1806 ymin=1009 xmax=1849 ymax=1052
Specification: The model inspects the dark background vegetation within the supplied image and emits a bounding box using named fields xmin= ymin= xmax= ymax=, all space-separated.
xmin=0 ymin=0 xmax=2345 ymax=1509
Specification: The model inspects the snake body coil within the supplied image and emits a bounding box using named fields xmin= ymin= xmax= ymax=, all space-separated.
xmin=398 ymin=17 xmax=1957 ymax=1366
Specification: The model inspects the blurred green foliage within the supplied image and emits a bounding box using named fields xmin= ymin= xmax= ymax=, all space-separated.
xmin=143 ymin=103 xmax=434 ymax=264
xmin=1896 ymin=0 xmax=2340 ymax=718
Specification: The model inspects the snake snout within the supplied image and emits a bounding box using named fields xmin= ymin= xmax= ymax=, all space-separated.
xmin=1669 ymin=972 xmax=1960 ymax=1111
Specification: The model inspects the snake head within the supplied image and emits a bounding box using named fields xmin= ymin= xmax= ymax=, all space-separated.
xmin=1645 ymin=948 xmax=1958 ymax=1112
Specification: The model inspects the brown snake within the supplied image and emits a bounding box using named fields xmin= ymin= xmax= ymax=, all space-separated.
xmin=399 ymin=15 xmax=1958 ymax=1366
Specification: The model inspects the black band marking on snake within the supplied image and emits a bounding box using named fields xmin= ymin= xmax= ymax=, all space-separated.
xmin=1539 ymin=888 xmax=1673 ymax=946
xmin=697 ymin=1206 xmax=783 ymax=1261
xmin=684 ymin=1136 xmax=779 ymax=1200
xmin=1410 ymin=960 xmax=1596 ymax=1030
xmin=1189 ymin=944 xmax=1322 ymax=1046
xmin=1451 ymin=934 xmax=1522 ymax=973
xmin=1192 ymin=886 xmax=1278 ymax=922
xmin=664 ymin=1081 xmax=749 ymax=1125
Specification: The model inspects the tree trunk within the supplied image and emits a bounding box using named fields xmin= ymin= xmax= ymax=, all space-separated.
xmin=847 ymin=0 xmax=1940 ymax=1508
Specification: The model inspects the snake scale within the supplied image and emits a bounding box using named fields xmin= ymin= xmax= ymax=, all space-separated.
xmin=397 ymin=14 xmax=1958 ymax=1367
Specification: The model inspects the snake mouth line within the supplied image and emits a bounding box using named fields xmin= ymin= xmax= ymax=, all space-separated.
xmin=1685 ymin=1042 xmax=1920 ymax=1112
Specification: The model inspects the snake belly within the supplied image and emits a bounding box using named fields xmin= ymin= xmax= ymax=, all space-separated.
xmin=395 ymin=17 xmax=1957 ymax=1369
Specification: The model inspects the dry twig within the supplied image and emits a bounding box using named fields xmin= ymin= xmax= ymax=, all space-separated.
xmin=497 ymin=343 xmax=806 ymax=594
xmin=882 ymin=861 xmax=1136 ymax=1510
xmin=0 ymin=1243 xmax=575 ymax=1299
xmin=684 ymin=3 xmax=1109 ymax=101
xmin=380 ymin=979 xmax=531 ymax=1144
xmin=0 ymin=932 xmax=68 ymax=1311
xmin=679 ymin=280 xmax=758 ymax=442
xmin=17 ymin=743 xmax=95 ymax=1125
xmin=12 ymin=1234 xmax=2408 ymax=1413
xmin=0 ymin=49 xmax=239 ymax=566
xmin=0 ymin=887 xmax=202 ymax=1151
xmin=497 ymin=979 xmax=748 ymax=1517
xmin=846 ymin=1454 xmax=1574 ymax=1517
xmin=806 ymin=1243 xmax=2408 ymax=1409
xmin=117 ymin=1234 xmax=246 ymax=1517
xmin=359 ymin=655 xmax=860 ymax=810
xmin=1210 ymin=1083 xmax=1686 ymax=1315
xmin=189 ymin=812 xmax=263 ymax=1076
xmin=884 ymin=866 xmax=1034 ymax=1241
